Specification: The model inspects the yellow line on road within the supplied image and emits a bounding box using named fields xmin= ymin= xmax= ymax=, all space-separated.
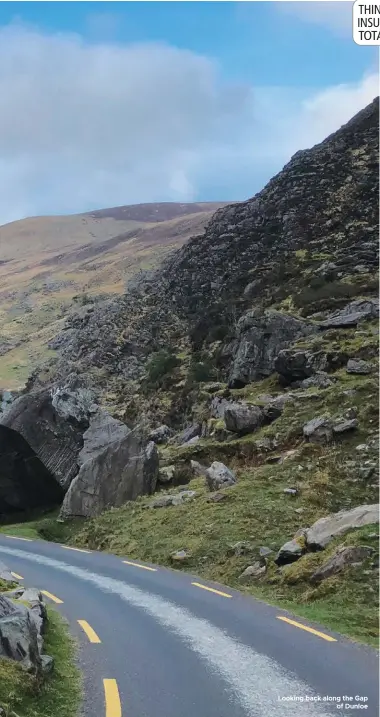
xmin=192 ymin=582 xmax=232 ymax=598
xmin=123 ymin=560 xmax=157 ymax=572
xmin=104 ymin=679 xmax=122 ymax=717
xmin=11 ymin=572 xmax=24 ymax=580
xmin=277 ymin=616 xmax=337 ymax=642
xmin=4 ymin=535 xmax=33 ymax=542
xmin=41 ymin=590 xmax=64 ymax=605
xmin=61 ymin=545 xmax=92 ymax=554
xmin=78 ymin=620 xmax=101 ymax=643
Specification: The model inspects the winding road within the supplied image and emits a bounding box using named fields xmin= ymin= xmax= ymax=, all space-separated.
xmin=0 ymin=534 xmax=378 ymax=717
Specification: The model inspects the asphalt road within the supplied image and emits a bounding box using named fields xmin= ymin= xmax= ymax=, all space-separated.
xmin=0 ymin=535 xmax=378 ymax=717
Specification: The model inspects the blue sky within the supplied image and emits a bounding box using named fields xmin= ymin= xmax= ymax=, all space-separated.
xmin=0 ymin=2 xmax=377 ymax=221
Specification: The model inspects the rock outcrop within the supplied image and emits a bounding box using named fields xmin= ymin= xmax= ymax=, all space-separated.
xmin=228 ymin=310 xmax=314 ymax=388
xmin=60 ymin=417 xmax=159 ymax=518
xmin=0 ymin=387 xmax=95 ymax=489
xmin=0 ymin=574 xmax=53 ymax=676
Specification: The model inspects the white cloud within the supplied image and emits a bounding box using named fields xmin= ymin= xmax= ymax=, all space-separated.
xmin=0 ymin=23 xmax=377 ymax=224
xmin=276 ymin=2 xmax=353 ymax=36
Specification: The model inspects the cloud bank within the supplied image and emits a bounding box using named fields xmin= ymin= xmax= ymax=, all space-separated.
xmin=0 ymin=23 xmax=377 ymax=223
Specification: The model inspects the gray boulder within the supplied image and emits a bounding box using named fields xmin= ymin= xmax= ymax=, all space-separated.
xmin=319 ymin=299 xmax=379 ymax=328
xmin=60 ymin=421 xmax=159 ymax=518
xmin=210 ymin=396 xmax=232 ymax=420
xmin=275 ymin=539 xmax=304 ymax=566
xmin=0 ymin=588 xmax=52 ymax=676
xmin=177 ymin=424 xmax=201 ymax=445
xmin=150 ymin=491 xmax=196 ymax=508
xmin=346 ymin=359 xmax=373 ymax=375
xmin=332 ymin=418 xmax=358 ymax=434
xmin=205 ymin=461 xmax=236 ymax=491
xmin=310 ymin=545 xmax=373 ymax=584
xmin=239 ymin=562 xmax=266 ymax=581
xmin=262 ymin=394 xmax=294 ymax=421
xmin=275 ymin=349 xmax=338 ymax=384
xmin=305 ymin=504 xmax=379 ymax=550
xmin=303 ymin=417 xmax=333 ymax=444
xmin=149 ymin=424 xmax=174 ymax=444
xmin=224 ymin=402 xmax=264 ymax=435
xmin=228 ymin=309 xmax=314 ymax=388
xmin=300 ymin=372 xmax=335 ymax=389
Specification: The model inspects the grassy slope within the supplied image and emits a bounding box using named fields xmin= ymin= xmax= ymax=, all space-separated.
xmin=70 ymin=342 xmax=379 ymax=646
xmin=0 ymin=205 xmax=222 ymax=389
xmin=0 ymin=607 xmax=81 ymax=717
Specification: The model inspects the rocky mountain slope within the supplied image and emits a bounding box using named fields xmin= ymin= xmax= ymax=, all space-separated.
xmin=0 ymin=98 xmax=378 ymax=644
xmin=0 ymin=201 xmax=226 ymax=389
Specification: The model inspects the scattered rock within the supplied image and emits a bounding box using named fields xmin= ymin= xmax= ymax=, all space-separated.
xmin=239 ymin=562 xmax=266 ymax=580
xmin=346 ymin=359 xmax=373 ymax=375
xmin=259 ymin=546 xmax=273 ymax=557
xmin=206 ymin=492 xmax=229 ymax=504
xmin=224 ymin=402 xmax=264 ymax=435
xmin=149 ymin=424 xmax=174 ymax=444
xmin=294 ymin=508 xmax=304 ymax=514
xmin=227 ymin=541 xmax=254 ymax=557
xmin=332 ymin=418 xmax=358 ymax=434
xmin=177 ymin=424 xmax=201 ymax=445
xmin=170 ymin=549 xmax=190 ymax=563
xmin=356 ymin=444 xmax=370 ymax=452
xmin=300 ymin=372 xmax=335 ymax=389
xmin=275 ymin=539 xmax=305 ymax=566
xmin=283 ymin=488 xmax=298 ymax=496
xmin=305 ymin=504 xmax=379 ymax=550
xmin=310 ymin=546 xmax=373 ymax=584
xmin=150 ymin=491 xmax=196 ymax=508
xmin=319 ymin=299 xmax=379 ymax=328
xmin=262 ymin=394 xmax=294 ymax=421
xmin=205 ymin=461 xmax=237 ymax=491
xmin=303 ymin=417 xmax=333 ymax=444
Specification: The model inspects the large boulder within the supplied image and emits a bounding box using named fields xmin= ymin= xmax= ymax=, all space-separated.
xmin=224 ymin=402 xmax=264 ymax=435
xmin=0 ymin=424 xmax=64 ymax=516
xmin=275 ymin=348 xmax=344 ymax=384
xmin=205 ymin=461 xmax=236 ymax=491
xmin=0 ymin=386 xmax=97 ymax=489
xmin=319 ymin=299 xmax=379 ymax=328
xmin=228 ymin=309 xmax=314 ymax=388
xmin=305 ymin=504 xmax=379 ymax=550
xmin=60 ymin=417 xmax=159 ymax=518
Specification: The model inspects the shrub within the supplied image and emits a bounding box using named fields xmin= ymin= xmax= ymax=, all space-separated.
xmin=145 ymin=350 xmax=181 ymax=385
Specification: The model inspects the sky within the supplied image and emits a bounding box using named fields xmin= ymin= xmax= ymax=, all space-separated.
xmin=0 ymin=1 xmax=378 ymax=223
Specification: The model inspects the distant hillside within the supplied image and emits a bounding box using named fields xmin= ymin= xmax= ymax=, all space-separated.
xmin=0 ymin=201 xmax=228 ymax=389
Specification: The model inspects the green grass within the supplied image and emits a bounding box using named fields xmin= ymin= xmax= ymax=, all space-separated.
xmin=0 ymin=608 xmax=81 ymax=717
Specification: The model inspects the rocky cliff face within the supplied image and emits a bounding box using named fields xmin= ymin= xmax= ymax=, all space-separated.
xmin=35 ymin=98 xmax=378 ymax=421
